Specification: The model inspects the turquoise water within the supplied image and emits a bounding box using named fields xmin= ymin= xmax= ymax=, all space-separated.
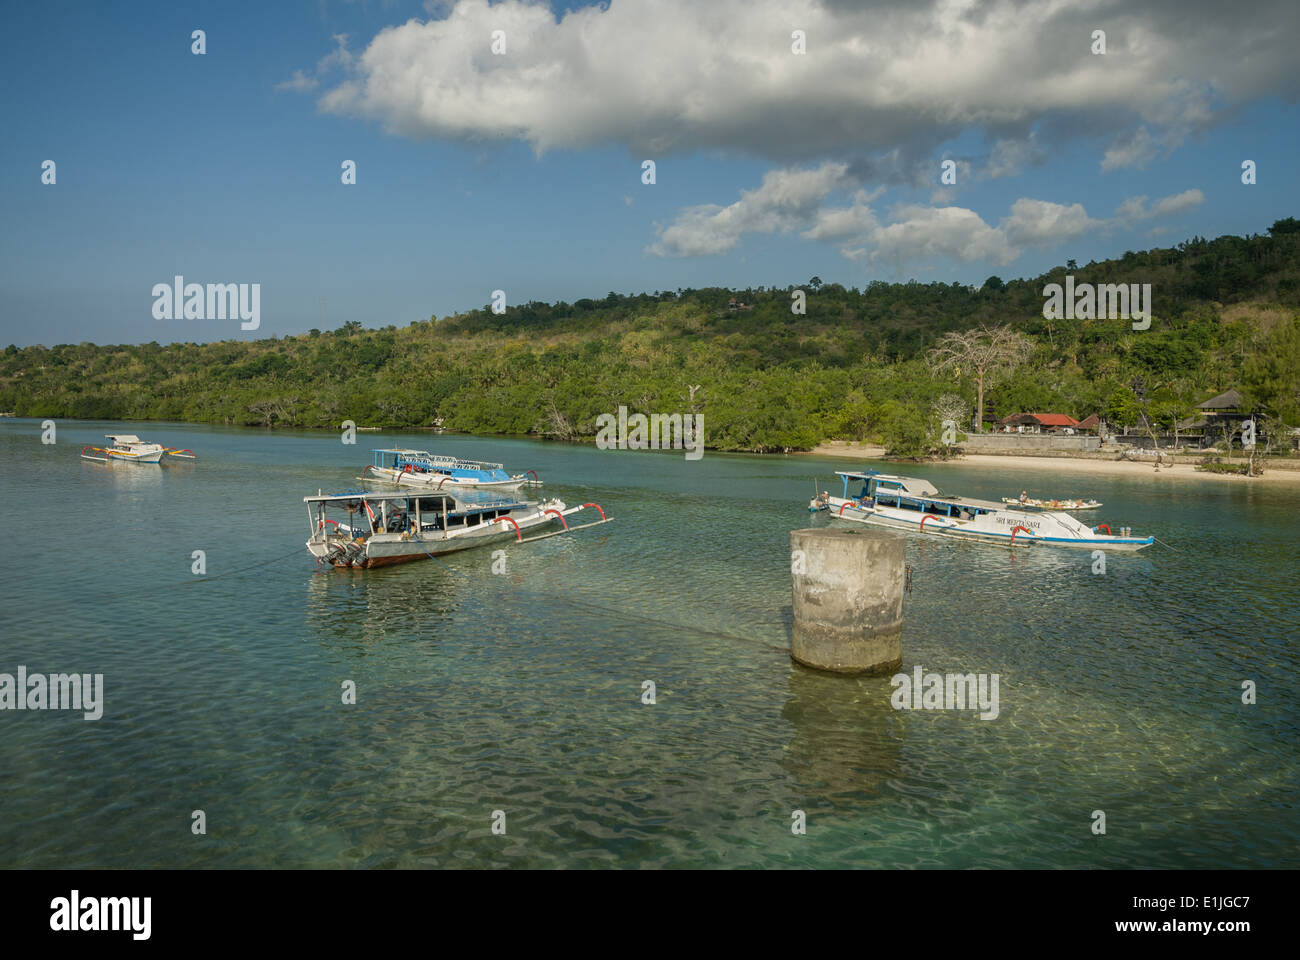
xmin=1 ymin=419 xmax=1296 ymax=868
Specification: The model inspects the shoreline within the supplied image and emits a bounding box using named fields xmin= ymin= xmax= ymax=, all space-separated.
xmin=802 ymin=441 xmax=1300 ymax=486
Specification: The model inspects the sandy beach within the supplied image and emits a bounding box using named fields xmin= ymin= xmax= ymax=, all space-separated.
xmin=804 ymin=441 xmax=1300 ymax=487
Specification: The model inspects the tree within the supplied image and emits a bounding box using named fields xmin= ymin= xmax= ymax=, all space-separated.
xmin=876 ymin=400 xmax=941 ymax=459
xmin=932 ymin=392 xmax=968 ymax=429
xmin=1241 ymin=317 xmax=1300 ymax=430
xmin=1105 ymin=386 xmax=1141 ymax=428
xmin=926 ymin=325 xmax=1035 ymax=432
xmin=1150 ymin=382 xmax=1198 ymax=450
xmin=808 ymin=276 xmax=823 ymax=291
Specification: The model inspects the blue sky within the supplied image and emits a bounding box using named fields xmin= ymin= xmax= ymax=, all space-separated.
xmin=1 ymin=0 xmax=1297 ymax=347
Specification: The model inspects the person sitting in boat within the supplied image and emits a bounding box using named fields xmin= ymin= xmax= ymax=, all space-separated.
xmin=1018 ymin=490 xmax=1028 ymax=504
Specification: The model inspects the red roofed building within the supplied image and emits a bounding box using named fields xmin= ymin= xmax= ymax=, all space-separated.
xmin=1000 ymin=413 xmax=1081 ymax=434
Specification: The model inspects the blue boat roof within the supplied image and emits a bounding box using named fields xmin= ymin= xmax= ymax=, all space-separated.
xmin=371 ymin=448 xmax=505 ymax=470
xmin=304 ymin=489 xmax=529 ymax=510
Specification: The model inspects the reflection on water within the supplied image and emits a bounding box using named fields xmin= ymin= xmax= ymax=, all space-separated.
xmin=0 ymin=420 xmax=1296 ymax=868
xmin=781 ymin=667 xmax=903 ymax=806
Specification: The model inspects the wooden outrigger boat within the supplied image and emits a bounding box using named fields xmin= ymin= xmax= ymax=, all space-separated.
xmin=80 ymin=435 xmax=196 ymax=464
xmin=305 ymin=488 xmax=610 ymax=568
xmin=359 ymin=448 xmax=538 ymax=492
xmin=821 ymin=471 xmax=1152 ymax=551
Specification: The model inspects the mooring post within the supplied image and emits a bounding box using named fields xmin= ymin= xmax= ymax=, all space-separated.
xmin=790 ymin=527 xmax=905 ymax=675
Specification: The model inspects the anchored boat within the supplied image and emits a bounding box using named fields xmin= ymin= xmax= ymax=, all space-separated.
xmin=359 ymin=448 xmax=538 ymax=491
xmin=823 ymin=471 xmax=1152 ymax=550
xmin=305 ymin=488 xmax=610 ymax=568
xmin=80 ymin=435 xmax=196 ymax=464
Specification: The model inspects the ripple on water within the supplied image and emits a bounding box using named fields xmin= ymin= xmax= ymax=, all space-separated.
xmin=0 ymin=424 xmax=1296 ymax=867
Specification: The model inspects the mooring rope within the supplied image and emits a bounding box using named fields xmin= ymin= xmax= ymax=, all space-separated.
xmin=175 ymin=546 xmax=307 ymax=586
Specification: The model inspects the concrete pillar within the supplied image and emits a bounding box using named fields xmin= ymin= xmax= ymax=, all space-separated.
xmin=790 ymin=527 xmax=904 ymax=675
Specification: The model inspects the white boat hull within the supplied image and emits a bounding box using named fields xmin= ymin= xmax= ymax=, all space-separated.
xmin=307 ymin=498 xmax=600 ymax=568
xmin=362 ymin=466 xmax=529 ymax=491
xmin=828 ymin=498 xmax=1152 ymax=551
xmin=105 ymin=447 xmax=164 ymax=463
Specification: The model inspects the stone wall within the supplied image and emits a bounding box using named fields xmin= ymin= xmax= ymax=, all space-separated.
xmin=959 ymin=434 xmax=1102 ymax=454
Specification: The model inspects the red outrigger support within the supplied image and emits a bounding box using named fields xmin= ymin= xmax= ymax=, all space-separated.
xmin=1094 ymin=524 xmax=1111 ymax=535
xmin=1010 ymin=524 xmax=1032 ymax=545
xmin=495 ymin=516 xmax=523 ymax=541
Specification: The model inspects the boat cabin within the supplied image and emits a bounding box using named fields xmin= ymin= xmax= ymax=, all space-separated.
xmin=370 ymin=448 xmax=511 ymax=483
xmin=305 ymin=488 xmax=526 ymax=537
xmin=834 ymin=471 xmax=1003 ymax=519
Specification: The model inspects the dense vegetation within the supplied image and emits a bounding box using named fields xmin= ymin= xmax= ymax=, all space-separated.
xmin=4 ymin=218 xmax=1299 ymax=456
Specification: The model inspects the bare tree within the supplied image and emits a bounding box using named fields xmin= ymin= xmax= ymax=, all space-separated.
xmin=539 ymin=397 xmax=576 ymax=441
xmin=247 ymin=397 xmax=299 ymax=427
xmin=932 ymin=393 xmax=968 ymax=431
xmin=1219 ymin=420 xmax=1238 ymax=466
xmin=927 ymin=325 xmax=1035 ymax=432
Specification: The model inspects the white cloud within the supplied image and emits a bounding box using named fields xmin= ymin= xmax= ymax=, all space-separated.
xmin=860 ymin=205 xmax=1020 ymax=268
xmin=802 ymin=189 xmax=882 ymax=242
xmin=987 ymin=134 xmax=1045 ymax=179
xmin=1114 ymin=188 xmax=1205 ymax=222
xmin=275 ymin=70 xmax=318 ymax=93
xmin=999 ymin=198 xmax=1098 ymax=247
xmin=1101 ymin=127 xmax=1161 ymax=171
xmin=1151 ymin=188 xmax=1205 ymax=217
xmin=650 ymin=166 xmax=1091 ymax=268
xmin=647 ymin=163 xmax=851 ymax=256
xmin=275 ymin=34 xmax=352 ymax=94
xmin=313 ymin=0 xmax=1300 ymax=163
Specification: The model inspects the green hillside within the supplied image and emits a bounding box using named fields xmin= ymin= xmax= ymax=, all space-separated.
xmin=4 ymin=218 xmax=1299 ymax=455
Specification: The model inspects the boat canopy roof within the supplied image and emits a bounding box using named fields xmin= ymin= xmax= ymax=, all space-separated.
xmin=371 ymin=448 xmax=505 ymax=470
xmin=835 ymin=470 xmax=1013 ymax=511
xmin=106 ymin=434 xmax=144 ymax=443
xmin=304 ymin=488 xmax=530 ymax=511
xmin=836 ymin=470 xmax=942 ymax=496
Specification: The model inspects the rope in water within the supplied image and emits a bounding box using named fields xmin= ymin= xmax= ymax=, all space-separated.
xmin=172 ymin=546 xmax=307 ymax=587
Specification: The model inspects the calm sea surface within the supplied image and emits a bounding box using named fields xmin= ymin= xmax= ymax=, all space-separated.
xmin=1 ymin=419 xmax=1296 ymax=868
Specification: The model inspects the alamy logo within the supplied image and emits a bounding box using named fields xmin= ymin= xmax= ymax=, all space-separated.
xmin=595 ymin=405 xmax=704 ymax=460
xmin=152 ymin=275 xmax=260 ymax=330
xmin=50 ymin=890 xmax=151 ymax=940
xmin=0 ymin=666 xmax=103 ymax=720
xmin=1042 ymin=275 xmax=1151 ymax=330
xmin=890 ymin=665 xmax=1000 ymax=720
